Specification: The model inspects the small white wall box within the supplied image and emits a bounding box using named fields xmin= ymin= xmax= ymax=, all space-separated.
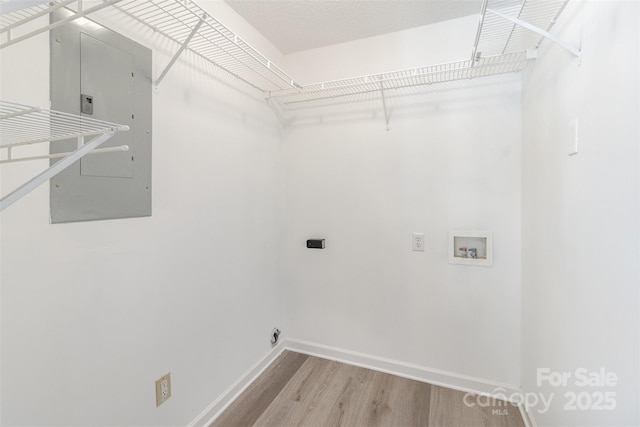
xmin=448 ymin=231 xmax=493 ymax=267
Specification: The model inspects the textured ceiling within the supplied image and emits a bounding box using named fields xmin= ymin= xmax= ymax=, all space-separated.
xmin=225 ymin=0 xmax=484 ymax=54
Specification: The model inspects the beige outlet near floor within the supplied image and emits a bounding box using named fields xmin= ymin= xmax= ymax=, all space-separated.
xmin=155 ymin=372 xmax=171 ymax=407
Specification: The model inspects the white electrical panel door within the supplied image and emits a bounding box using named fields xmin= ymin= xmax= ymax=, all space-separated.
xmin=79 ymin=33 xmax=135 ymax=178
xmin=50 ymin=9 xmax=152 ymax=223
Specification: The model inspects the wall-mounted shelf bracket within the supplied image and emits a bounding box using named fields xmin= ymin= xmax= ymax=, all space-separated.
xmin=113 ymin=0 xmax=298 ymax=92
xmin=0 ymin=0 xmax=123 ymax=50
xmin=0 ymin=100 xmax=129 ymax=212
xmin=154 ymin=14 xmax=206 ymax=88
xmin=379 ymin=81 xmax=391 ymax=131
xmin=486 ymin=7 xmax=580 ymax=59
xmin=265 ymin=96 xmax=290 ymax=128
xmin=0 ymin=131 xmax=115 ymax=212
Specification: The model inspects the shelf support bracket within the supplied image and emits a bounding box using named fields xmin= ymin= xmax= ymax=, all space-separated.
xmin=0 ymin=131 xmax=115 ymax=212
xmin=154 ymin=16 xmax=205 ymax=88
xmin=486 ymin=8 xmax=581 ymax=58
xmin=379 ymin=82 xmax=391 ymax=131
xmin=265 ymin=97 xmax=289 ymax=128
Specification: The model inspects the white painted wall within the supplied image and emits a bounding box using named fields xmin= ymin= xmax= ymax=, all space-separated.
xmin=0 ymin=2 xmax=287 ymax=426
xmin=281 ymin=16 xmax=523 ymax=387
xmin=282 ymin=14 xmax=478 ymax=83
xmin=521 ymin=1 xmax=640 ymax=425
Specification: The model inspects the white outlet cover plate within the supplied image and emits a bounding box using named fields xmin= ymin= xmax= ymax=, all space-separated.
xmin=155 ymin=373 xmax=171 ymax=406
xmin=412 ymin=233 xmax=425 ymax=251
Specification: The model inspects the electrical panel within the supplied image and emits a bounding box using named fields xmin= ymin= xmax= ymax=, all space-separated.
xmin=50 ymin=9 xmax=152 ymax=223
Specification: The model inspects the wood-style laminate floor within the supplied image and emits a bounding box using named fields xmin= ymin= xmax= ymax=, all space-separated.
xmin=210 ymin=351 xmax=525 ymax=427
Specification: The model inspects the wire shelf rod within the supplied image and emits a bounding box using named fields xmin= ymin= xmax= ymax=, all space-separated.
xmin=2 ymin=128 xmax=124 ymax=148
xmin=1 ymin=144 xmax=129 ymax=164
xmin=1 ymin=117 xmax=122 ymax=142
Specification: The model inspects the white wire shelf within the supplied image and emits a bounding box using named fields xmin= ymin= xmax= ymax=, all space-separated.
xmin=266 ymin=0 xmax=575 ymax=110
xmin=471 ymin=0 xmax=570 ymax=60
xmin=3 ymin=0 xmax=574 ymax=118
xmin=0 ymin=100 xmax=129 ymax=212
xmin=0 ymin=0 xmax=123 ymax=50
xmin=268 ymin=51 xmax=531 ymax=107
xmin=112 ymin=0 xmax=300 ymax=92
xmin=3 ymin=0 xmax=571 ymax=103
xmin=0 ymin=100 xmax=128 ymax=152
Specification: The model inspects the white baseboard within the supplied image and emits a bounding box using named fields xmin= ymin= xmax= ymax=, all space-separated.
xmin=519 ymin=401 xmax=538 ymax=427
xmin=187 ymin=343 xmax=286 ymax=427
xmin=284 ymin=338 xmax=521 ymax=400
xmin=189 ymin=337 xmax=523 ymax=427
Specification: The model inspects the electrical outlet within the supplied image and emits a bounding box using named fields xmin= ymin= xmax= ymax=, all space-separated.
xmin=271 ymin=328 xmax=281 ymax=345
xmin=412 ymin=233 xmax=425 ymax=251
xmin=155 ymin=372 xmax=171 ymax=407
